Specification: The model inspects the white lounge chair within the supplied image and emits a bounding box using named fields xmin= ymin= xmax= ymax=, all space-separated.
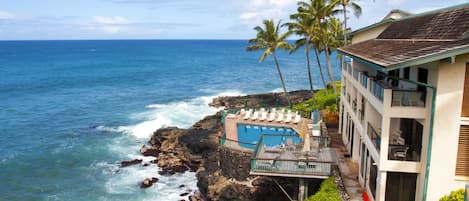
xmin=268 ymin=111 xmax=276 ymax=122
xmin=293 ymin=114 xmax=301 ymax=124
xmin=260 ymin=111 xmax=267 ymax=121
xmin=276 ymin=112 xmax=284 ymax=122
xmin=284 ymin=111 xmax=292 ymax=123
xmin=251 ymin=111 xmax=259 ymax=120
xmin=239 ymin=108 xmax=246 ymax=115
xmin=243 ymin=109 xmax=252 ymax=120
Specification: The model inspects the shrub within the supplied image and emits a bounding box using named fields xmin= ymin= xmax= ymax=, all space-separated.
xmin=305 ymin=177 xmax=341 ymax=201
xmin=439 ymin=189 xmax=465 ymax=201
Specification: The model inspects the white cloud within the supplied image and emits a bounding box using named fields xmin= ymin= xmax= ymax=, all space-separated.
xmin=0 ymin=10 xmax=15 ymax=20
xmin=93 ymin=16 xmax=130 ymax=25
xmin=238 ymin=0 xmax=298 ymax=26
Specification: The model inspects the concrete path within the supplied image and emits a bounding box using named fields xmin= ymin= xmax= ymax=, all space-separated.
xmin=328 ymin=124 xmax=363 ymax=201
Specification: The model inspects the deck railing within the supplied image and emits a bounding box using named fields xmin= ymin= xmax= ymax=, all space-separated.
xmin=250 ymin=158 xmax=334 ymax=177
xmin=312 ymin=136 xmax=331 ymax=148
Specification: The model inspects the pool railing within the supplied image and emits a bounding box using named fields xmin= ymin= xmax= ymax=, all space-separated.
xmin=219 ymin=135 xmax=257 ymax=151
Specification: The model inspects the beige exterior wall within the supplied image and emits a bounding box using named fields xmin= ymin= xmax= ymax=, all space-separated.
xmin=425 ymin=53 xmax=469 ymax=201
xmin=351 ymin=23 xmax=390 ymax=44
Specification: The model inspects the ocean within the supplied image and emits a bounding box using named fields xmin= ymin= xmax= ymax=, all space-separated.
xmin=0 ymin=40 xmax=340 ymax=201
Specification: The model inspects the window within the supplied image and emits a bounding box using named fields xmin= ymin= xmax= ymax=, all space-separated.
xmin=456 ymin=125 xmax=469 ymax=179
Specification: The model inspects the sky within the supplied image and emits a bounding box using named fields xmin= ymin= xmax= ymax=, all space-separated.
xmin=0 ymin=0 xmax=467 ymax=40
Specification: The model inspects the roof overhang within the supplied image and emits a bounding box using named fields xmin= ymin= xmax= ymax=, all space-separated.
xmin=338 ymin=43 xmax=469 ymax=72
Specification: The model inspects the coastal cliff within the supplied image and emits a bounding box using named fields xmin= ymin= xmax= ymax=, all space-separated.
xmin=131 ymin=90 xmax=314 ymax=200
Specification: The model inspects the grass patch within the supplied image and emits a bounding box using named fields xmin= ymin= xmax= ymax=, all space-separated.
xmin=305 ymin=177 xmax=341 ymax=201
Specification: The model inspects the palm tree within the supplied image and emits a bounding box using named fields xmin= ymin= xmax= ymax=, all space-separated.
xmin=285 ymin=10 xmax=316 ymax=93
xmin=337 ymin=0 xmax=362 ymax=45
xmin=246 ymin=19 xmax=293 ymax=106
xmin=320 ymin=17 xmax=344 ymax=94
xmin=297 ymin=0 xmax=340 ymax=94
xmin=290 ymin=0 xmax=338 ymax=91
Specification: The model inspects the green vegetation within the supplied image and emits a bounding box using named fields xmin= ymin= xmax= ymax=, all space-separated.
xmin=439 ymin=189 xmax=465 ymax=201
xmin=247 ymin=0 xmax=353 ymax=106
xmin=293 ymin=82 xmax=341 ymax=112
xmin=305 ymin=177 xmax=341 ymax=201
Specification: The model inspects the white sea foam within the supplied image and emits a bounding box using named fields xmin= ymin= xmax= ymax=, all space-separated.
xmin=98 ymin=90 xmax=243 ymax=199
xmin=115 ymin=90 xmax=243 ymax=139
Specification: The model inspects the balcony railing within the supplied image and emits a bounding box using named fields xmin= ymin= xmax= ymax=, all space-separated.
xmin=360 ymin=73 xmax=369 ymax=88
xmin=367 ymin=123 xmax=381 ymax=152
xmin=251 ymin=158 xmax=334 ymax=177
xmin=391 ymin=90 xmax=426 ymax=107
xmin=353 ymin=69 xmax=359 ymax=81
xmin=370 ymin=80 xmax=385 ymax=101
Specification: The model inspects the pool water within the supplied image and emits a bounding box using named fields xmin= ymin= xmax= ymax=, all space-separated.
xmin=236 ymin=124 xmax=302 ymax=149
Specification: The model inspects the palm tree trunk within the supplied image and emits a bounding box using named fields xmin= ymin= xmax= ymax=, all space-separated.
xmin=314 ymin=47 xmax=328 ymax=91
xmin=305 ymin=45 xmax=313 ymax=92
xmin=323 ymin=44 xmax=337 ymax=94
xmin=343 ymin=4 xmax=348 ymax=46
xmin=272 ymin=51 xmax=291 ymax=106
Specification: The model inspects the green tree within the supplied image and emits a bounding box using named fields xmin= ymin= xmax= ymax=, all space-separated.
xmin=337 ymin=0 xmax=362 ymax=45
xmin=246 ymin=19 xmax=293 ymax=106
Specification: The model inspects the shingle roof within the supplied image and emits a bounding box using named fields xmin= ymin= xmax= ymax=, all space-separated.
xmin=338 ymin=3 xmax=469 ymax=69
xmin=339 ymin=38 xmax=469 ymax=67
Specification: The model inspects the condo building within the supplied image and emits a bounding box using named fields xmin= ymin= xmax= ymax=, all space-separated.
xmin=337 ymin=4 xmax=469 ymax=201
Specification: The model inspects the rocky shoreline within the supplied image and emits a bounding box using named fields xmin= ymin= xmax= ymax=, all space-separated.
xmin=120 ymin=90 xmax=314 ymax=201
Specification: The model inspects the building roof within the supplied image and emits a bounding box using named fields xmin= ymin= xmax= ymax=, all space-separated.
xmin=349 ymin=9 xmax=411 ymax=37
xmin=339 ymin=3 xmax=469 ymax=70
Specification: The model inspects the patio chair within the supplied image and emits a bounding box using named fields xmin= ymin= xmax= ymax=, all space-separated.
xmin=284 ymin=111 xmax=292 ymax=123
xmin=293 ymin=114 xmax=301 ymax=124
xmin=260 ymin=111 xmax=267 ymax=121
xmin=392 ymin=146 xmax=409 ymax=160
xmin=268 ymin=111 xmax=276 ymax=122
xmin=276 ymin=112 xmax=284 ymax=122
xmin=243 ymin=109 xmax=252 ymax=120
xmin=251 ymin=111 xmax=259 ymax=120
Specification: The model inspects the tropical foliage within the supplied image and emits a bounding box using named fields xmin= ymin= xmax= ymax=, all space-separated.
xmin=247 ymin=19 xmax=293 ymax=106
xmin=305 ymin=177 xmax=342 ymax=201
xmin=246 ymin=0 xmax=351 ymax=110
xmin=439 ymin=189 xmax=465 ymax=201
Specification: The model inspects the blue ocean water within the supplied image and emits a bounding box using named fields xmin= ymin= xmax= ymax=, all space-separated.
xmin=0 ymin=40 xmax=340 ymax=201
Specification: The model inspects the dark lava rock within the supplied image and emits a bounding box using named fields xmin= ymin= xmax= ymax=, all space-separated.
xmin=140 ymin=177 xmax=159 ymax=189
xmin=179 ymin=184 xmax=186 ymax=188
xmin=120 ymin=159 xmax=142 ymax=168
xmin=180 ymin=192 xmax=190 ymax=196
xmin=140 ymin=145 xmax=160 ymax=157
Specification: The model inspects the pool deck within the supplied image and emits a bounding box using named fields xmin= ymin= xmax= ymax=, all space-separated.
xmin=225 ymin=112 xmax=311 ymax=139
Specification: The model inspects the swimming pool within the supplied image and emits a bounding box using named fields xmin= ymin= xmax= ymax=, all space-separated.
xmin=236 ymin=124 xmax=302 ymax=149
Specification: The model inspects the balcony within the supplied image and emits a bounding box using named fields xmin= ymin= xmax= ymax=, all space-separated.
xmin=387 ymin=118 xmax=422 ymax=162
xmin=367 ymin=123 xmax=381 ymax=152
xmin=346 ymin=66 xmax=428 ymax=109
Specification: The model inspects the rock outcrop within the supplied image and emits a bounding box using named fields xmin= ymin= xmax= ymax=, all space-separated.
xmin=210 ymin=90 xmax=313 ymax=108
xmin=140 ymin=177 xmax=159 ymax=189
xmin=120 ymin=159 xmax=142 ymax=168
xmin=137 ymin=90 xmax=314 ymax=200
